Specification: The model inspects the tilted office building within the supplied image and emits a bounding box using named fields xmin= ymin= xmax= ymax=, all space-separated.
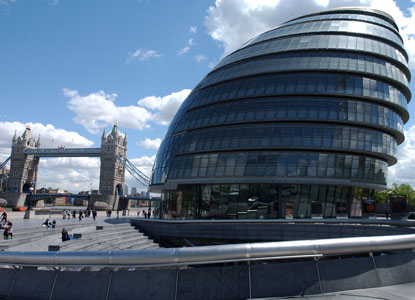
xmin=150 ymin=7 xmax=411 ymax=219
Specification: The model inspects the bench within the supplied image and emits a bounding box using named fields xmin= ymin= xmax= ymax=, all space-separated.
xmin=73 ymin=233 xmax=82 ymax=239
xmin=48 ymin=245 xmax=60 ymax=251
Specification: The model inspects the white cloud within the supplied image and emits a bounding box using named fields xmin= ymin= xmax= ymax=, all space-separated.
xmin=64 ymin=88 xmax=153 ymax=134
xmin=388 ymin=125 xmax=415 ymax=187
xmin=205 ymin=0 xmax=415 ymax=71
xmin=194 ymin=54 xmax=207 ymax=63
xmin=125 ymin=155 xmax=155 ymax=189
xmin=137 ymin=89 xmax=191 ymax=125
xmin=0 ymin=122 xmax=98 ymax=193
xmin=178 ymin=38 xmax=196 ymax=56
xmin=138 ymin=138 xmax=162 ymax=150
xmin=189 ymin=26 xmax=197 ymax=33
xmin=0 ymin=121 xmax=93 ymax=162
xmin=64 ymin=88 xmax=191 ymax=133
xmin=126 ymin=48 xmax=161 ymax=63
xmin=178 ymin=46 xmax=190 ymax=56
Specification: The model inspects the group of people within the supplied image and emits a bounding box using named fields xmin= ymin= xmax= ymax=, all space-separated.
xmin=137 ymin=209 xmax=152 ymax=218
xmin=42 ymin=218 xmax=56 ymax=229
xmin=1 ymin=211 xmax=13 ymax=240
xmin=62 ymin=209 xmax=98 ymax=221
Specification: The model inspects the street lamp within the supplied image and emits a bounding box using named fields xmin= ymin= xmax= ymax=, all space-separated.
xmin=28 ymin=187 xmax=34 ymax=210
xmin=24 ymin=186 xmax=34 ymax=219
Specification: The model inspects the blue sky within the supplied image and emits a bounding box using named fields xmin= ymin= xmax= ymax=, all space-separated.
xmin=1 ymin=0 xmax=414 ymax=192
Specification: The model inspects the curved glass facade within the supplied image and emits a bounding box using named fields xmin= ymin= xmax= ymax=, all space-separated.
xmin=150 ymin=8 xmax=411 ymax=220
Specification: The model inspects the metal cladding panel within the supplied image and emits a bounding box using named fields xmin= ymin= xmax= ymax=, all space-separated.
xmin=150 ymin=7 xmax=411 ymax=190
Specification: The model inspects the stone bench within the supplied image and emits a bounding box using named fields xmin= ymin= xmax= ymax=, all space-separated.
xmin=48 ymin=245 xmax=60 ymax=251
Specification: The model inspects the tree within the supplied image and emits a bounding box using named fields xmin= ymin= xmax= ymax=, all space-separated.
xmin=375 ymin=183 xmax=415 ymax=206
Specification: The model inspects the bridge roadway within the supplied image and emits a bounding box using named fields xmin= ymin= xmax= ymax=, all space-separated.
xmin=29 ymin=193 xmax=161 ymax=202
xmin=24 ymin=147 xmax=101 ymax=157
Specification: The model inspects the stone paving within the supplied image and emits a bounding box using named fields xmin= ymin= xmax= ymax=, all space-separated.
xmin=1 ymin=210 xmax=154 ymax=251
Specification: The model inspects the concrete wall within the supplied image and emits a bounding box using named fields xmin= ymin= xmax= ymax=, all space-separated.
xmin=0 ymin=192 xmax=27 ymax=207
xmin=131 ymin=220 xmax=415 ymax=245
xmin=90 ymin=194 xmax=118 ymax=210
xmin=0 ymin=253 xmax=413 ymax=299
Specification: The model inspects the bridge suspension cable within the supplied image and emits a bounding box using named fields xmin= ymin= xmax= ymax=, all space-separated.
xmin=0 ymin=156 xmax=10 ymax=170
xmin=116 ymin=155 xmax=150 ymax=188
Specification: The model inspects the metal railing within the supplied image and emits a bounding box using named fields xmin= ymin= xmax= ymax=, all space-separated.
xmin=0 ymin=234 xmax=414 ymax=268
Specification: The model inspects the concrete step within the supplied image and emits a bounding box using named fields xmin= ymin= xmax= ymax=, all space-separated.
xmin=62 ymin=234 xmax=147 ymax=251
xmin=88 ymin=237 xmax=154 ymax=251
xmin=4 ymin=223 xmax=99 ymax=248
xmin=60 ymin=231 xmax=145 ymax=251
xmin=61 ymin=228 xmax=141 ymax=246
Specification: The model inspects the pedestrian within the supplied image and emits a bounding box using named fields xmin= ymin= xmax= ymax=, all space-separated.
xmin=143 ymin=211 xmax=147 ymax=219
xmin=79 ymin=211 xmax=83 ymax=221
xmin=62 ymin=210 xmax=66 ymax=220
xmin=116 ymin=210 xmax=119 ymax=219
xmin=92 ymin=210 xmax=97 ymax=221
xmin=52 ymin=219 xmax=56 ymax=229
xmin=1 ymin=211 xmax=8 ymax=223
xmin=385 ymin=210 xmax=389 ymax=220
xmin=72 ymin=210 xmax=76 ymax=219
xmin=3 ymin=221 xmax=13 ymax=240
xmin=148 ymin=208 xmax=151 ymax=218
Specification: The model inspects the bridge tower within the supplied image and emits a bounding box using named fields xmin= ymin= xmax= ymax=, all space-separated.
xmin=7 ymin=125 xmax=40 ymax=194
xmin=98 ymin=123 xmax=127 ymax=209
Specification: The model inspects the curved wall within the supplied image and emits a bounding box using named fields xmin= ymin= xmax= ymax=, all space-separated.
xmin=150 ymin=7 xmax=411 ymax=219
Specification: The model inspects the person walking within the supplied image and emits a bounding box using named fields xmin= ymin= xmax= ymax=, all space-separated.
xmin=92 ymin=210 xmax=97 ymax=221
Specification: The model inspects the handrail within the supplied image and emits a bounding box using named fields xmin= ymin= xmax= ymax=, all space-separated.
xmin=0 ymin=234 xmax=414 ymax=268
xmin=134 ymin=218 xmax=415 ymax=228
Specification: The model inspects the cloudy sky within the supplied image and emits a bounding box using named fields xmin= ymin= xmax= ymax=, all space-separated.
xmin=1 ymin=0 xmax=414 ymax=192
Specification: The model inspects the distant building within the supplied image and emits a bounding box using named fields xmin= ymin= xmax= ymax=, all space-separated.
xmin=124 ymin=184 xmax=129 ymax=195
xmin=37 ymin=187 xmax=70 ymax=205
xmin=131 ymin=187 xmax=137 ymax=195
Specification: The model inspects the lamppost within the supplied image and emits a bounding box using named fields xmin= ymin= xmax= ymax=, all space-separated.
xmin=24 ymin=186 xmax=34 ymax=219
xmin=149 ymin=196 xmax=152 ymax=218
xmin=28 ymin=187 xmax=34 ymax=210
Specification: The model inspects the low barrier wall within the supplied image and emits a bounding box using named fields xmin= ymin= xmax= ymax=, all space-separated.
xmin=131 ymin=219 xmax=415 ymax=244
xmin=0 ymin=252 xmax=414 ymax=300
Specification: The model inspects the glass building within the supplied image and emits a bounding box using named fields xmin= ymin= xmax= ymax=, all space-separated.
xmin=150 ymin=7 xmax=411 ymax=220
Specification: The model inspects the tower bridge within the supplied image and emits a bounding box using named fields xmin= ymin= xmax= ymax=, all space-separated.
xmin=0 ymin=124 xmax=149 ymax=209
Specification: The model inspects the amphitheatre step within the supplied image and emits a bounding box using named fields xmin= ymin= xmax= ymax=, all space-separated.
xmin=82 ymin=236 xmax=154 ymax=251
xmin=60 ymin=228 xmax=142 ymax=248
xmin=60 ymin=232 xmax=145 ymax=251
xmin=3 ymin=223 xmax=101 ymax=248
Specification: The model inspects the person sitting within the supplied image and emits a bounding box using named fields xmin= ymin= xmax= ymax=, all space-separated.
xmin=61 ymin=228 xmax=69 ymax=242
xmin=3 ymin=227 xmax=9 ymax=240
xmin=2 ymin=221 xmax=12 ymax=240
xmin=43 ymin=218 xmax=50 ymax=228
